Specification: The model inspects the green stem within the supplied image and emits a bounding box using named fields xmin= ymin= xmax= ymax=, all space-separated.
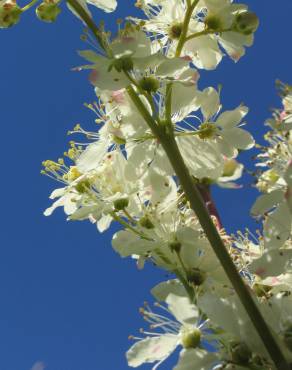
xmin=126 ymin=86 xmax=290 ymax=370
xmin=123 ymin=209 xmax=137 ymax=225
xmin=21 ymin=0 xmax=38 ymax=11
xmin=66 ymin=0 xmax=109 ymax=54
xmin=111 ymin=212 xmax=153 ymax=241
xmin=186 ymin=28 xmax=231 ymax=41
xmin=174 ymin=269 xmax=195 ymax=302
xmin=123 ymin=71 xmax=157 ymax=117
xmin=175 ymin=0 xmax=199 ymax=57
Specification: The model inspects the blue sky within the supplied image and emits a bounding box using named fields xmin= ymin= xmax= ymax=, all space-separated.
xmin=1 ymin=1 xmax=292 ymax=369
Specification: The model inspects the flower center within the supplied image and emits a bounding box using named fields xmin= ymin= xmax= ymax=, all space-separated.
xmin=169 ymin=23 xmax=183 ymax=39
xmin=181 ymin=328 xmax=201 ymax=349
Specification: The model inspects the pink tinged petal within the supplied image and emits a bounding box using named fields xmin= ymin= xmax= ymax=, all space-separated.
xmin=254 ymin=267 xmax=266 ymax=278
xmin=89 ymin=70 xmax=99 ymax=85
xmin=111 ymin=89 xmax=125 ymax=104
xmin=280 ymin=110 xmax=287 ymax=121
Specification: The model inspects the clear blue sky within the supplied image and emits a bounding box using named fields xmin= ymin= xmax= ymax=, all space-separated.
xmin=1 ymin=1 xmax=292 ymax=369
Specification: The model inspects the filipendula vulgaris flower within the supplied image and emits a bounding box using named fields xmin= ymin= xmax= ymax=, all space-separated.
xmin=76 ymin=25 xmax=190 ymax=92
xmin=251 ymin=86 xmax=292 ymax=251
xmin=43 ymin=126 xmax=178 ymax=233
xmin=132 ymin=0 xmax=258 ymax=70
xmin=112 ymin=191 xmax=231 ymax=294
xmin=170 ymin=85 xmax=253 ymax=187
xmin=75 ymin=22 xmax=246 ymax=185
xmin=126 ymin=293 xmax=220 ymax=369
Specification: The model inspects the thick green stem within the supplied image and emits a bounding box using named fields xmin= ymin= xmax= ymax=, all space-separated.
xmin=127 ymin=87 xmax=290 ymax=370
xmin=66 ymin=0 xmax=109 ymax=54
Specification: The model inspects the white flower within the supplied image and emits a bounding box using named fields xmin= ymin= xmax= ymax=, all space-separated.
xmin=77 ymin=29 xmax=189 ymax=92
xmin=127 ymin=293 xmax=218 ymax=369
xmin=113 ymin=217 xmax=230 ymax=293
xmin=197 ymin=87 xmax=254 ymax=158
xmin=133 ymin=0 xmax=257 ymax=69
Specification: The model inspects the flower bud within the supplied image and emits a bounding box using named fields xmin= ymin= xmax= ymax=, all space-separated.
xmin=283 ymin=324 xmax=292 ymax=352
xmin=36 ymin=0 xmax=61 ymax=23
xmin=75 ymin=179 xmax=91 ymax=194
xmin=204 ymin=15 xmax=223 ymax=32
xmin=169 ymin=23 xmax=183 ymax=39
xmin=112 ymin=56 xmax=134 ymax=73
xmin=181 ymin=328 xmax=201 ymax=349
xmin=187 ymin=268 xmax=206 ymax=286
xmin=0 ymin=1 xmax=22 ymax=29
xmin=139 ymin=77 xmax=160 ymax=93
xmin=230 ymin=342 xmax=252 ymax=365
xmin=233 ymin=11 xmax=259 ymax=35
xmin=114 ymin=198 xmax=129 ymax=211
xmin=169 ymin=241 xmax=182 ymax=254
xmin=139 ymin=216 xmax=155 ymax=229
xmin=253 ymin=283 xmax=271 ymax=298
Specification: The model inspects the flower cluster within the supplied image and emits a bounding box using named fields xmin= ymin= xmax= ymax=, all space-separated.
xmin=4 ymin=0 xmax=292 ymax=368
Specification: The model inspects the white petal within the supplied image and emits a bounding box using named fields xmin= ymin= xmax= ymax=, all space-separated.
xmin=221 ymin=127 xmax=254 ymax=150
xmin=171 ymin=84 xmax=202 ymax=122
xmin=174 ymin=349 xmax=218 ymax=370
xmin=216 ymin=106 xmax=248 ymax=129
xmin=97 ymin=214 xmax=113 ymax=232
xmin=126 ymin=335 xmax=178 ymax=367
xmin=251 ymin=190 xmax=284 ymax=216
xmin=200 ymin=87 xmax=220 ymax=120
xmin=250 ymin=249 xmax=292 ymax=278
xmin=185 ymin=36 xmax=223 ymax=70
xmin=166 ymin=294 xmax=199 ymax=324
xmin=178 ymin=136 xmax=224 ymax=180
xmin=112 ymin=230 xmax=154 ymax=257
xmin=264 ymin=203 xmax=292 ymax=250
xmin=151 ymin=280 xmax=186 ymax=301
xmin=76 ymin=140 xmax=109 ymax=173
xmin=86 ymin=0 xmax=116 ymax=12
xmin=156 ymin=57 xmax=189 ymax=78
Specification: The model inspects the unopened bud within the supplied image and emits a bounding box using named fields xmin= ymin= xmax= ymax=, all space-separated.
xmin=187 ymin=268 xmax=206 ymax=286
xmin=139 ymin=76 xmax=160 ymax=93
xmin=253 ymin=283 xmax=271 ymax=298
xmin=169 ymin=241 xmax=182 ymax=254
xmin=36 ymin=0 xmax=61 ymax=23
xmin=112 ymin=56 xmax=133 ymax=73
xmin=0 ymin=1 xmax=22 ymax=28
xmin=169 ymin=23 xmax=183 ymax=39
xmin=230 ymin=342 xmax=252 ymax=366
xmin=233 ymin=11 xmax=259 ymax=35
xmin=114 ymin=198 xmax=129 ymax=211
xmin=139 ymin=216 xmax=154 ymax=229
xmin=75 ymin=179 xmax=91 ymax=194
xmin=204 ymin=15 xmax=223 ymax=32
